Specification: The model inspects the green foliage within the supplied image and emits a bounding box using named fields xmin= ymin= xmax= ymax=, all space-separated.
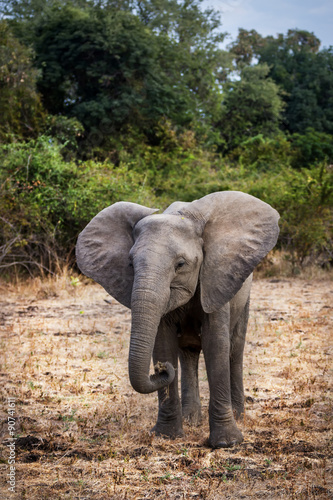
xmin=131 ymin=0 xmax=231 ymax=130
xmin=225 ymin=162 xmax=333 ymax=266
xmin=228 ymin=28 xmax=265 ymax=66
xmin=229 ymin=134 xmax=293 ymax=172
xmin=0 ymin=136 xmax=72 ymax=273
xmin=0 ymin=5 xmax=332 ymax=274
xmin=1 ymin=129 xmax=332 ymax=275
xmin=0 ymin=136 xmax=157 ymax=273
xmin=270 ymin=163 xmax=333 ymax=266
xmin=44 ymin=115 xmax=84 ymax=159
xmin=291 ymin=128 xmax=333 ymax=168
xmin=0 ymin=20 xmax=44 ymax=142
xmin=216 ymin=64 xmax=285 ymax=153
xmin=6 ymin=0 xmax=229 ymax=147
xmin=30 ymin=6 xmax=176 ymax=133
xmin=230 ymin=28 xmax=321 ymax=69
xmin=125 ymin=120 xmax=225 ymax=205
xmin=230 ymin=29 xmax=333 ymax=135
xmin=67 ymin=158 xmax=158 ymax=225
xmin=6 ymin=0 xmax=232 ymax=149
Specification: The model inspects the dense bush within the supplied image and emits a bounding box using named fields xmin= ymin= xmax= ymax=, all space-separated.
xmin=0 ymin=20 xmax=45 ymax=142
xmin=0 ymin=137 xmax=157 ymax=274
xmin=233 ymin=163 xmax=333 ymax=267
xmin=290 ymin=128 xmax=333 ymax=168
xmin=1 ymin=132 xmax=332 ymax=275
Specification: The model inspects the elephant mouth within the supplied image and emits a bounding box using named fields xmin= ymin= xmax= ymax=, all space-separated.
xmin=166 ymin=284 xmax=195 ymax=313
xmin=170 ymin=283 xmax=192 ymax=294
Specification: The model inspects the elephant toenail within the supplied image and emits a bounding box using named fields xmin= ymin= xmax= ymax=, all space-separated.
xmin=215 ymin=441 xmax=228 ymax=449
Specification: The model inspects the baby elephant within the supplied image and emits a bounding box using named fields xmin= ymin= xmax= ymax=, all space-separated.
xmin=76 ymin=191 xmax=279 ymax=448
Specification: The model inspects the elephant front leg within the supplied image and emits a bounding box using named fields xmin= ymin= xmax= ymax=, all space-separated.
xmin=151 ymin=319 xmax=183 ymax=438
xmin=179 ymin=347 xmax=202 ymax=425
xmin=202 ymin=306 xmax=243 ymax=448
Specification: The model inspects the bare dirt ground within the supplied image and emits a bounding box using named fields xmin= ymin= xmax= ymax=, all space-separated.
xmin=0 ymin=275 xmax=332 ymax=499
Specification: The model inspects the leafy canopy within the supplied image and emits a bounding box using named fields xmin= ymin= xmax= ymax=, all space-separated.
xmin=0 ymin=20 xmax=44 ymax=141
xmin=230 ymin=29 xmax=333 ymax=135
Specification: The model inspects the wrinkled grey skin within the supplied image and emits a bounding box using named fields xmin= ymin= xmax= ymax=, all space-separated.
xmin=76 ymin=191 xmax=279 ymax=448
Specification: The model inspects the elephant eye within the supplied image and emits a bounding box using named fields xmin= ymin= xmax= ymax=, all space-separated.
xmin=175 ymin=260 xmax=186 ymax=271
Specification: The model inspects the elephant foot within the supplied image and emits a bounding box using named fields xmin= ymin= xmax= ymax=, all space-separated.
xmin=208 ymin=422 xmax=243 ymax=449
xmin=153 ymin=399 xmax=183 ymax=438
xmin=151 ymin=423 xmax=184 ymax=439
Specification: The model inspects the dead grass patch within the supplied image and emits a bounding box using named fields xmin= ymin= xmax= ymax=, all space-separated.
xmin=0 ymin=276 xmax=332 ymax=499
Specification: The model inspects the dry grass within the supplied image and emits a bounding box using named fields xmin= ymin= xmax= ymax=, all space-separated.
xmin=0 ymin=273 xmax=332 ymax=499
xmin=255 ymin=251 xmax=333 ymax=281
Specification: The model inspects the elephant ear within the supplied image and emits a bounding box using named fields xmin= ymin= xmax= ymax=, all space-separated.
xmin=76 ymin=202 xmax=158 ymax=308
xmin=179 ymin=191 xmax=280 ymax=313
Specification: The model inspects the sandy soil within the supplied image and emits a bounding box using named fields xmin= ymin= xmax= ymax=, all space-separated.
xmin=0 ymin=276 xmax=332 ymax=499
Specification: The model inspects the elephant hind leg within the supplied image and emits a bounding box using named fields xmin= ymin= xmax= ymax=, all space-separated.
xmin=230 ymin=298 xmax=250 ymax=421
xmin=179 ymin=346 xmax=202 ymax=425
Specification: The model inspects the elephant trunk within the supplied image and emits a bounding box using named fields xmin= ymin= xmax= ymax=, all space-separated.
xmin=129 ymin=282 xmax=174 ymax=394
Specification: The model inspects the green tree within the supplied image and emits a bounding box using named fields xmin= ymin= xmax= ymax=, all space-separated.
xmin=291 ymin=128 xmax=333 ymax=168
xmin=227 ymin=28 xmax=264 ymax=66
xmin=216 ymin=64 xmax=284 ymax=153
xmin=31 ymin=5 xmax=181 ymax=137
xmin=0 ymin=20 xmax=44 ymax=141
xmin=6 ymin=0 xmax=232 ymax=146
xmin=132 ymin=0 xmax=232 ymax=132
xmin=230 ymin=29 xmax=333 ymax=135
xmin=281 ymin=48 xmax=333 ymax=134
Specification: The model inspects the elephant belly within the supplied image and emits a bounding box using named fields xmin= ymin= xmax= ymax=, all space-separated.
xmin=177 ymin=315 xmax=202 ymax=351
xmin=167 ymin=289 xmax=203 ymax=351
xmin=170 ymin=274 xmax=252 ymax=350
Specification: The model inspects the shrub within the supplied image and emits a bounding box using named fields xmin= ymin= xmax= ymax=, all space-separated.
xmin=0 ymin=136 xmax=156 ymax=275
xmin=1 ymin=130 xmax=332 ymax=276
xmin=290 ymin=128 xmax=333 ymax=168
xmin=223 ymin=161 xmax=333 ymax=266
xmin=228 ymin=134 xmax=293 ymax=172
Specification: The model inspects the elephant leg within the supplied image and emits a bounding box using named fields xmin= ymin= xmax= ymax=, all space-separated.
xmin=151 ymin=318 xmax=183 ymax=438
xmin=179 ymin=347 xmax=202 ymax=425
xmin=201 ymin=305 xmax=243 ymax=449
xmin=230 ymin=298 xmax=250 ymax=420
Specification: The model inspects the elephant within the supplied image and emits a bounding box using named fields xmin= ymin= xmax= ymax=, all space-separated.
xmin=76 ymin=191 xmax=279 ymax=448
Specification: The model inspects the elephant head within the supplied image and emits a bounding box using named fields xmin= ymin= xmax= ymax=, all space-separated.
xmin=76 ymin=192 xmax=279 ymax=395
